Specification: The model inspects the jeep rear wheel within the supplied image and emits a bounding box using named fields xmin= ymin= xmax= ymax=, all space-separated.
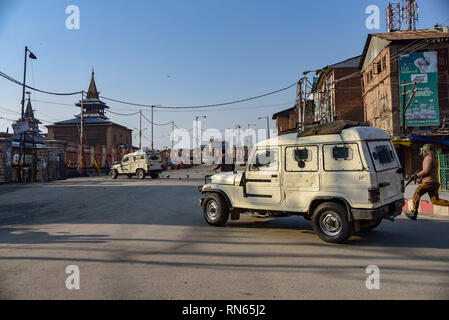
xmin=150 ymin=172 xmax=159 ymax=179
xmin=202 ymin=193 xmax=229 ymax=226
xmin=110 ymin=170 xmax=118 ymax=179
xmin=136 ymin=169 xmax=146 ymax=180
xmin=312 ymin=202 xmax=353 ymax=243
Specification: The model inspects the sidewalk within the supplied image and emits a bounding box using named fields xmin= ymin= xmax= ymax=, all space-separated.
xmin=403 ymin=182 xmax=449 ymax=217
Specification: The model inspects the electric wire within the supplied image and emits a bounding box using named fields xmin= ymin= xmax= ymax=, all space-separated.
xmin=0 ymin=70 xmax=81 ymax=96
xmin=98 ymin=81 xmax=298 ymax=110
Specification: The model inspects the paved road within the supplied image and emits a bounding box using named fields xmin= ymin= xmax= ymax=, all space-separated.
xmin=0 ymin=173 xmax=448 ymax=299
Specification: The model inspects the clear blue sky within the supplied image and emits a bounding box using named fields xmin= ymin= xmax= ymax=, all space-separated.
xmin=0 ymin=0 xmax=448 ymax=148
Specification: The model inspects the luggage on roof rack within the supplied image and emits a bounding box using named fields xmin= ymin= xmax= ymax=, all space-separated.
xmin=297 ymin=120 xmax=369 ymax=137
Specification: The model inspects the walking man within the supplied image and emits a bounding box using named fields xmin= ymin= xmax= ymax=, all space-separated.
xmin=406 ymin=144 xmax=449 ymax=220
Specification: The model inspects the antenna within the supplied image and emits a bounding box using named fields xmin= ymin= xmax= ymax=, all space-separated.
xmin=402 ymin=0 xmax=419 ymax=31
xmin=386 ymin=2 xmax=402 ymax=32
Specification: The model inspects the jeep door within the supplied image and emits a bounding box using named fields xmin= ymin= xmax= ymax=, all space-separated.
xmin=366 ymin=140 xmax=403 ymax=205
xmin=244 ymin=147 xmax=281 ymax=207
xmin=283 ymin=145 xmax=320 ymax=212
xmin=120 ymin=156 xmax=130 ymax=174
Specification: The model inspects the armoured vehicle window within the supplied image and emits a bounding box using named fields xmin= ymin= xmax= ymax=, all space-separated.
xmin=122 ymin=157 xmax=129 ymax=163
xmin=367 ymin=141 xmax=399 ymax=171
xmin=249 ymin=149 xmax=278 ymax=171
xmin=286 ymin=146 xmax=318 ymax=171
xmin=374 ymin=145 xmax=393 ymax=164
xmin=332 ymin=146 xmax=349 ymax=160
xmin=323 ymin=143 xmax=362 ymax=171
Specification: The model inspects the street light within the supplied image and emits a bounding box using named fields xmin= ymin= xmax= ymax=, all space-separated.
xmin=18 ymin=46 xmax=37 ymax=182
xmin=257 ymin=116 xmax=270 ymax=139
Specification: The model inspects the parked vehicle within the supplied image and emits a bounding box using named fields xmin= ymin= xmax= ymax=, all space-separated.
xmin=110 ymin=150 xmax=162 ymax=179
xmin=198 ymin=122 xmax=405 ymax=243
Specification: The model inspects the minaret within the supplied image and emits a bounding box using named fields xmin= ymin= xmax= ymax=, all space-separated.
xmin=86 ymin=68 xmax=100 ymax=99
xmin=76 ymin=68 xmax=109 ymax=117
xmin=23 ymin=92 xmax=41 ymax=134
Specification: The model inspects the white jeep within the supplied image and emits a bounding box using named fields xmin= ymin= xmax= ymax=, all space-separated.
xmin=199 ymin=123 xmax=405 ymax=243
xmin=110 ymin=150 xmax=162 ymax=180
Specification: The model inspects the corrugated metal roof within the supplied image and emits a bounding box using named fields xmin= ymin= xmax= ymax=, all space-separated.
xmin=272 ymin=106 xmax=296 ymax=119
xmin=329 ymin=55 xmax=362 ymax=69
xmin=51 ymin=116 xmax=111 ymax=125
xmin=371 ymin=29 xmax=449 ymax=41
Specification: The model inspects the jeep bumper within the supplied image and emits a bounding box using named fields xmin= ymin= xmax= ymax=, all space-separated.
xmin=351 ymin=198 xmax=405 ymax=220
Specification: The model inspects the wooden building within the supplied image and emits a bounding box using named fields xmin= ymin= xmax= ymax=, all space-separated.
xmin=360 ymin=27 xmax=449 ymax=176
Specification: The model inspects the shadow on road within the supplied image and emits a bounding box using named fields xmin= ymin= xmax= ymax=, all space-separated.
xmin=1 ymin=183 xmax=449 ymax=251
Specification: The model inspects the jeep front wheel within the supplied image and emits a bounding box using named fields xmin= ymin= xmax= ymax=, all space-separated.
xmin=202 ymin=193 xmax=229 ymax=226
xmin=136 ymin=169 xmax=146 ymax=180
xmin=312 ymin=202 xmax=353 ymax=243
xmin=110 ymin=170 xmax=118 ymax=179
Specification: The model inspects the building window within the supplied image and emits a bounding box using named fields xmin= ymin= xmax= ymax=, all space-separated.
xmin=113 ymin=135 xmax=117 ymax=144
xmin=374 ymin=62 xmax=381 ymax=74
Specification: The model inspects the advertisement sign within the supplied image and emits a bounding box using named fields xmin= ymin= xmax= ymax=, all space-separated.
xmin=399 ymin=51 xmax=440 ymax=127
xmin=12 ymin=120 xmax=30 ymax=134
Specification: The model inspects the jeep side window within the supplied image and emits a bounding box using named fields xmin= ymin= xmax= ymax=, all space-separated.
xmin=122 ymin=157 xmax=129 ymax=163
xmin=249 ymin=149 xmax=278 ymax=171
xmin=323 ymin=143 xmax=363 ymax=171
xmin=286 ymin=146 xmax=318 ymax=171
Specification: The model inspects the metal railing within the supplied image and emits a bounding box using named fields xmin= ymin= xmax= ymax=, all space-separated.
xmin=438 ymin=152 xmax=449 ymax=191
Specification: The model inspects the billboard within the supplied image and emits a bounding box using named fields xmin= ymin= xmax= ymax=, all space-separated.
xmin=399 ymin=51 xmax=440 ymax=127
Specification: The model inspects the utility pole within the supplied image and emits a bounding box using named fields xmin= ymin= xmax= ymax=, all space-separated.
xmin=151 ymin=106 xmax=154 ymax=150
xmin=171 ymin=121 xmax=175 ymax=151
xmin=296 ymin=79 xmax=302 ymax=131
xmin=303 ymin=76 xmax=308 ymax=127
xmin=401 ymin=80 xmax=417 ymax=136
xmin=18 ymin=46 xmax=36 ymax=182
xmin=139 ymin=110 xmax=142 ymax=150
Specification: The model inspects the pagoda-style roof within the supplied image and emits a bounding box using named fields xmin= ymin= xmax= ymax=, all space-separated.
xmin=86 ymin=68 xmax=99 ymax=99
xmin=75 ymin=69 xmax=109 ymax=116
xmin=46 ymin=70 xmax=131 ymax=133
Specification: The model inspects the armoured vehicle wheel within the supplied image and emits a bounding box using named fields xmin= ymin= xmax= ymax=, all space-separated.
xmin=150 ymin=173 xmax=159 ymax=179
xmin=110 ymin=170 xmax=118 ymax=179
xmin=137 ymin=169 xmax=146 ymax=180
xmin=312 ymin=202 xmax=353 ymax=243
xmin=202 ymin=193 xmax=229 ymax=226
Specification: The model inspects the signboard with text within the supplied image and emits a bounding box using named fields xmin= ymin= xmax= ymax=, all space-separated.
xmin=12 ymin=120 xmax=30 ymax=134
xmin=399 ymin=51 xmax=440 ymax=127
